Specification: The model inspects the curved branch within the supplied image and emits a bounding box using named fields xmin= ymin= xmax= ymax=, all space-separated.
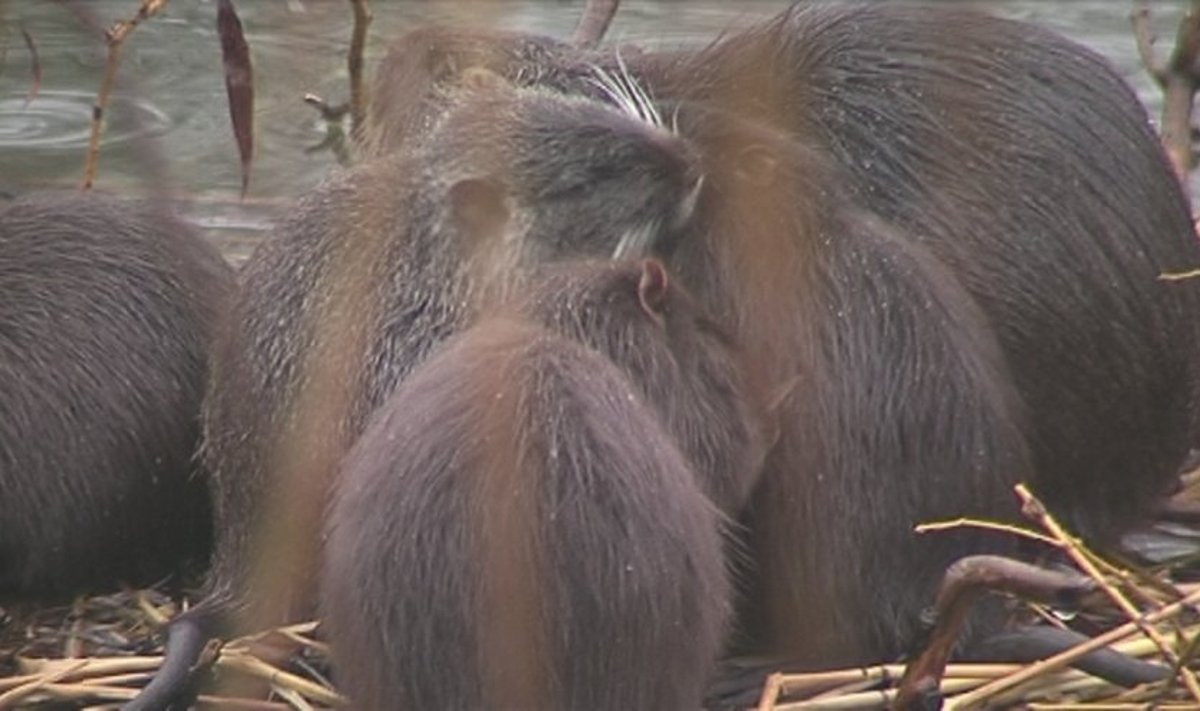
xmin=1131 ymin=0 xmax=1167 ymax=87
xmin=572 ymin=0 xmax=619 ymax=49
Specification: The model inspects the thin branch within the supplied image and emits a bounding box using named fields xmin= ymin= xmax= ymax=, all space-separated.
xmin=1131 ymin=0 xmax=1166 ymax=86
xmin=572 ymin=0 xmax=620 ymax=49
xmin=945 ymin=586 xmax=1200 ymax=709
xmin=346 ymin=0 xmax=371 ymax=137
xmin=20 ymin=27 xmax=41 ymax=105
xmin=75 ymin=0 xmax=169 ymax=190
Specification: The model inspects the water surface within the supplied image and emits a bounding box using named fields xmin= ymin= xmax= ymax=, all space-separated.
xmin=0 ymin=1 xmax=1191 ymax=258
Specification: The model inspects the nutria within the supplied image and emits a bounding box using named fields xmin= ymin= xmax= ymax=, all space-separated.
xmin=0 ymin=191 xmax=231 ymax=598
xmin=323 ymin=258 xmax=765 ymax=710
xmin=125 ymin=80 xmax=705 ymax=709
xmin=516 ymin=258 xmax=774 ymax=514
xmin=622 ymin=2 xmax=1200 ymax=667
xmin=666 ymin=114 xmax=1034 ymax=665
xmin=640 ymin=0 xmax=1200 ymax=539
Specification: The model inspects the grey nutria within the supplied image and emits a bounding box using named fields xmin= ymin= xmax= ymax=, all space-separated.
xmin=126 ymin=77 xmax=707 ymax=709
xmin=323 ymin=258 xmax=769 ymax=710
xmin=0 ymin=191 xmax=231 ymax=598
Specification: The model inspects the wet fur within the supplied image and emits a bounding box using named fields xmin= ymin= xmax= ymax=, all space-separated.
xmin=358 ymin=27 xmax=612 ymax=158
xmin=323 ymin=260 xmax=759 ymax=710
xmin=628 ymin=3 xmax=1200 ymax=664
xmin=0 ymin=192 xmax=230 ymax=597
xmin=127 ymin=82 xmax=709 ymax=708
xmin=134 ymin=1 xmax=1200 ymax=704
xmin=640 ymin=1 xmax=1200 ymax=541
xmin=358 ymin=1 xmax=1200 ymax=668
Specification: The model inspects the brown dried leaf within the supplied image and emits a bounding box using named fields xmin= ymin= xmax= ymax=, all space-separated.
xmin=20 ymin=27 xmax=40 ymax=105
xmin=218 ymin=0 xmax=254 ymax=198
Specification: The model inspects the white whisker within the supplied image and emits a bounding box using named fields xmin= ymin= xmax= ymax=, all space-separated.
xmin=586 ymin=58 xmax=664 ymax=131
xmin=614 ymin=51 xmax=662 ymax=129
xmin=611 ymin=219 xmax=660 ymax=260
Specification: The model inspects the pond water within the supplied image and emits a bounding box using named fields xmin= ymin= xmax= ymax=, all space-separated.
xmin=0 ymin=1 xmax=1193 ymax=260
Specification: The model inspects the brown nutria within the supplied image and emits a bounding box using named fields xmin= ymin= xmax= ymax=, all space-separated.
xmin=322 ymin=258 xmax=766 ymax=710
xmin=671 ymin=112 xmax=1034 ymax=666
xmin=125 ymin=81 xmax=706 ymax=710
xmin=640 ymin=0 xmax=1200 ymax=540
xmin=515 ymin=259 xmax=774 ymax=515
xmin=0 ymin=191 xmax=231 ymax=598
xmin=624 ymin=2 xmax=1200 ymax=669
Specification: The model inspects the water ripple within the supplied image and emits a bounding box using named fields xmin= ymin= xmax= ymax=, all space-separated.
xmin=0 ymin=91 xmax=171 ymax=151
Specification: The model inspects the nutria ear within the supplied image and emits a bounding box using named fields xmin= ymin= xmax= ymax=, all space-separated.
xmin=449 ymin=178 xmax=510 ymax=243
xmin=459 ymin=66 xmax=506 ymax=91
xmin=735 ymin=144 xmax=779 ymax=187
xmin=637 ymin=259 xmax=669 ymax=324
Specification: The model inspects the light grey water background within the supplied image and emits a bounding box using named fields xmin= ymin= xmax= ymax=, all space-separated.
xmin=0 ymin=1 xmax=1193 ymax=260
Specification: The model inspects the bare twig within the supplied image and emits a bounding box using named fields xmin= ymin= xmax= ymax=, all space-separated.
xmin=572 ymin=0 xmax=620 ymax=48
xmin=346 ymin=0 xmax=371 ymax=137
xmin=943 ymin=556 xmax=1200 ymax=708
xmin=19 ymin=27 xmax=40 ymax=105
xmin=0 ymin=658 xmax=161 ymax=694
xmin=756 ymin=671 xmax=785 ymax=711
xmin=1017 ymin=484 xmax=1200 ymax=702
xmin=916 ymin=517 xmax=1059 ymax=548
xmin=0 ymin=659 xmax=88 ymax=708
xmin=77 ymin=0 xmax=169 ymax=190
xmin=1132 ymin=0 xmax=1166 ymax=84
xmin=1159 ymin=267 xmax=1200 ymax=281
xmin=894 ymin=556 xmax=1095 ymax=711
xmin=217 ymin=651 xmax=345 ymax=707
xmin=1131 ymin=0 xmax=1200 ymax=178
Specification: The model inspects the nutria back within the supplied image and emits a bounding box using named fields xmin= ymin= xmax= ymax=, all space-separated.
xmin=0 ymin=191 xmax=232 ymax=597
xmin=322 ymin=259 xmax=743 ymax=710
xmin=359 ymin=27 xmax=594 ymax=157
xmin=194 ymin=79 xmax=706 ymax=631
xmin=643 ymin=1 xmax=1200 ymax=540
xmin=515 ymin=258 xmax=773 ymax=513
xmin=625 ymin=2 xmax=1200 ymax=666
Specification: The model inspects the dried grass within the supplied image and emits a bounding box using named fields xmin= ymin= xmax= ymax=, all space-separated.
xmin=2 ymin=489 xmax=1198 ymax=710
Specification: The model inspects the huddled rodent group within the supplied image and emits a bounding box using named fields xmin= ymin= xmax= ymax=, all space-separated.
xmin=5 ymin=3 xmax=1197 ymax=710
